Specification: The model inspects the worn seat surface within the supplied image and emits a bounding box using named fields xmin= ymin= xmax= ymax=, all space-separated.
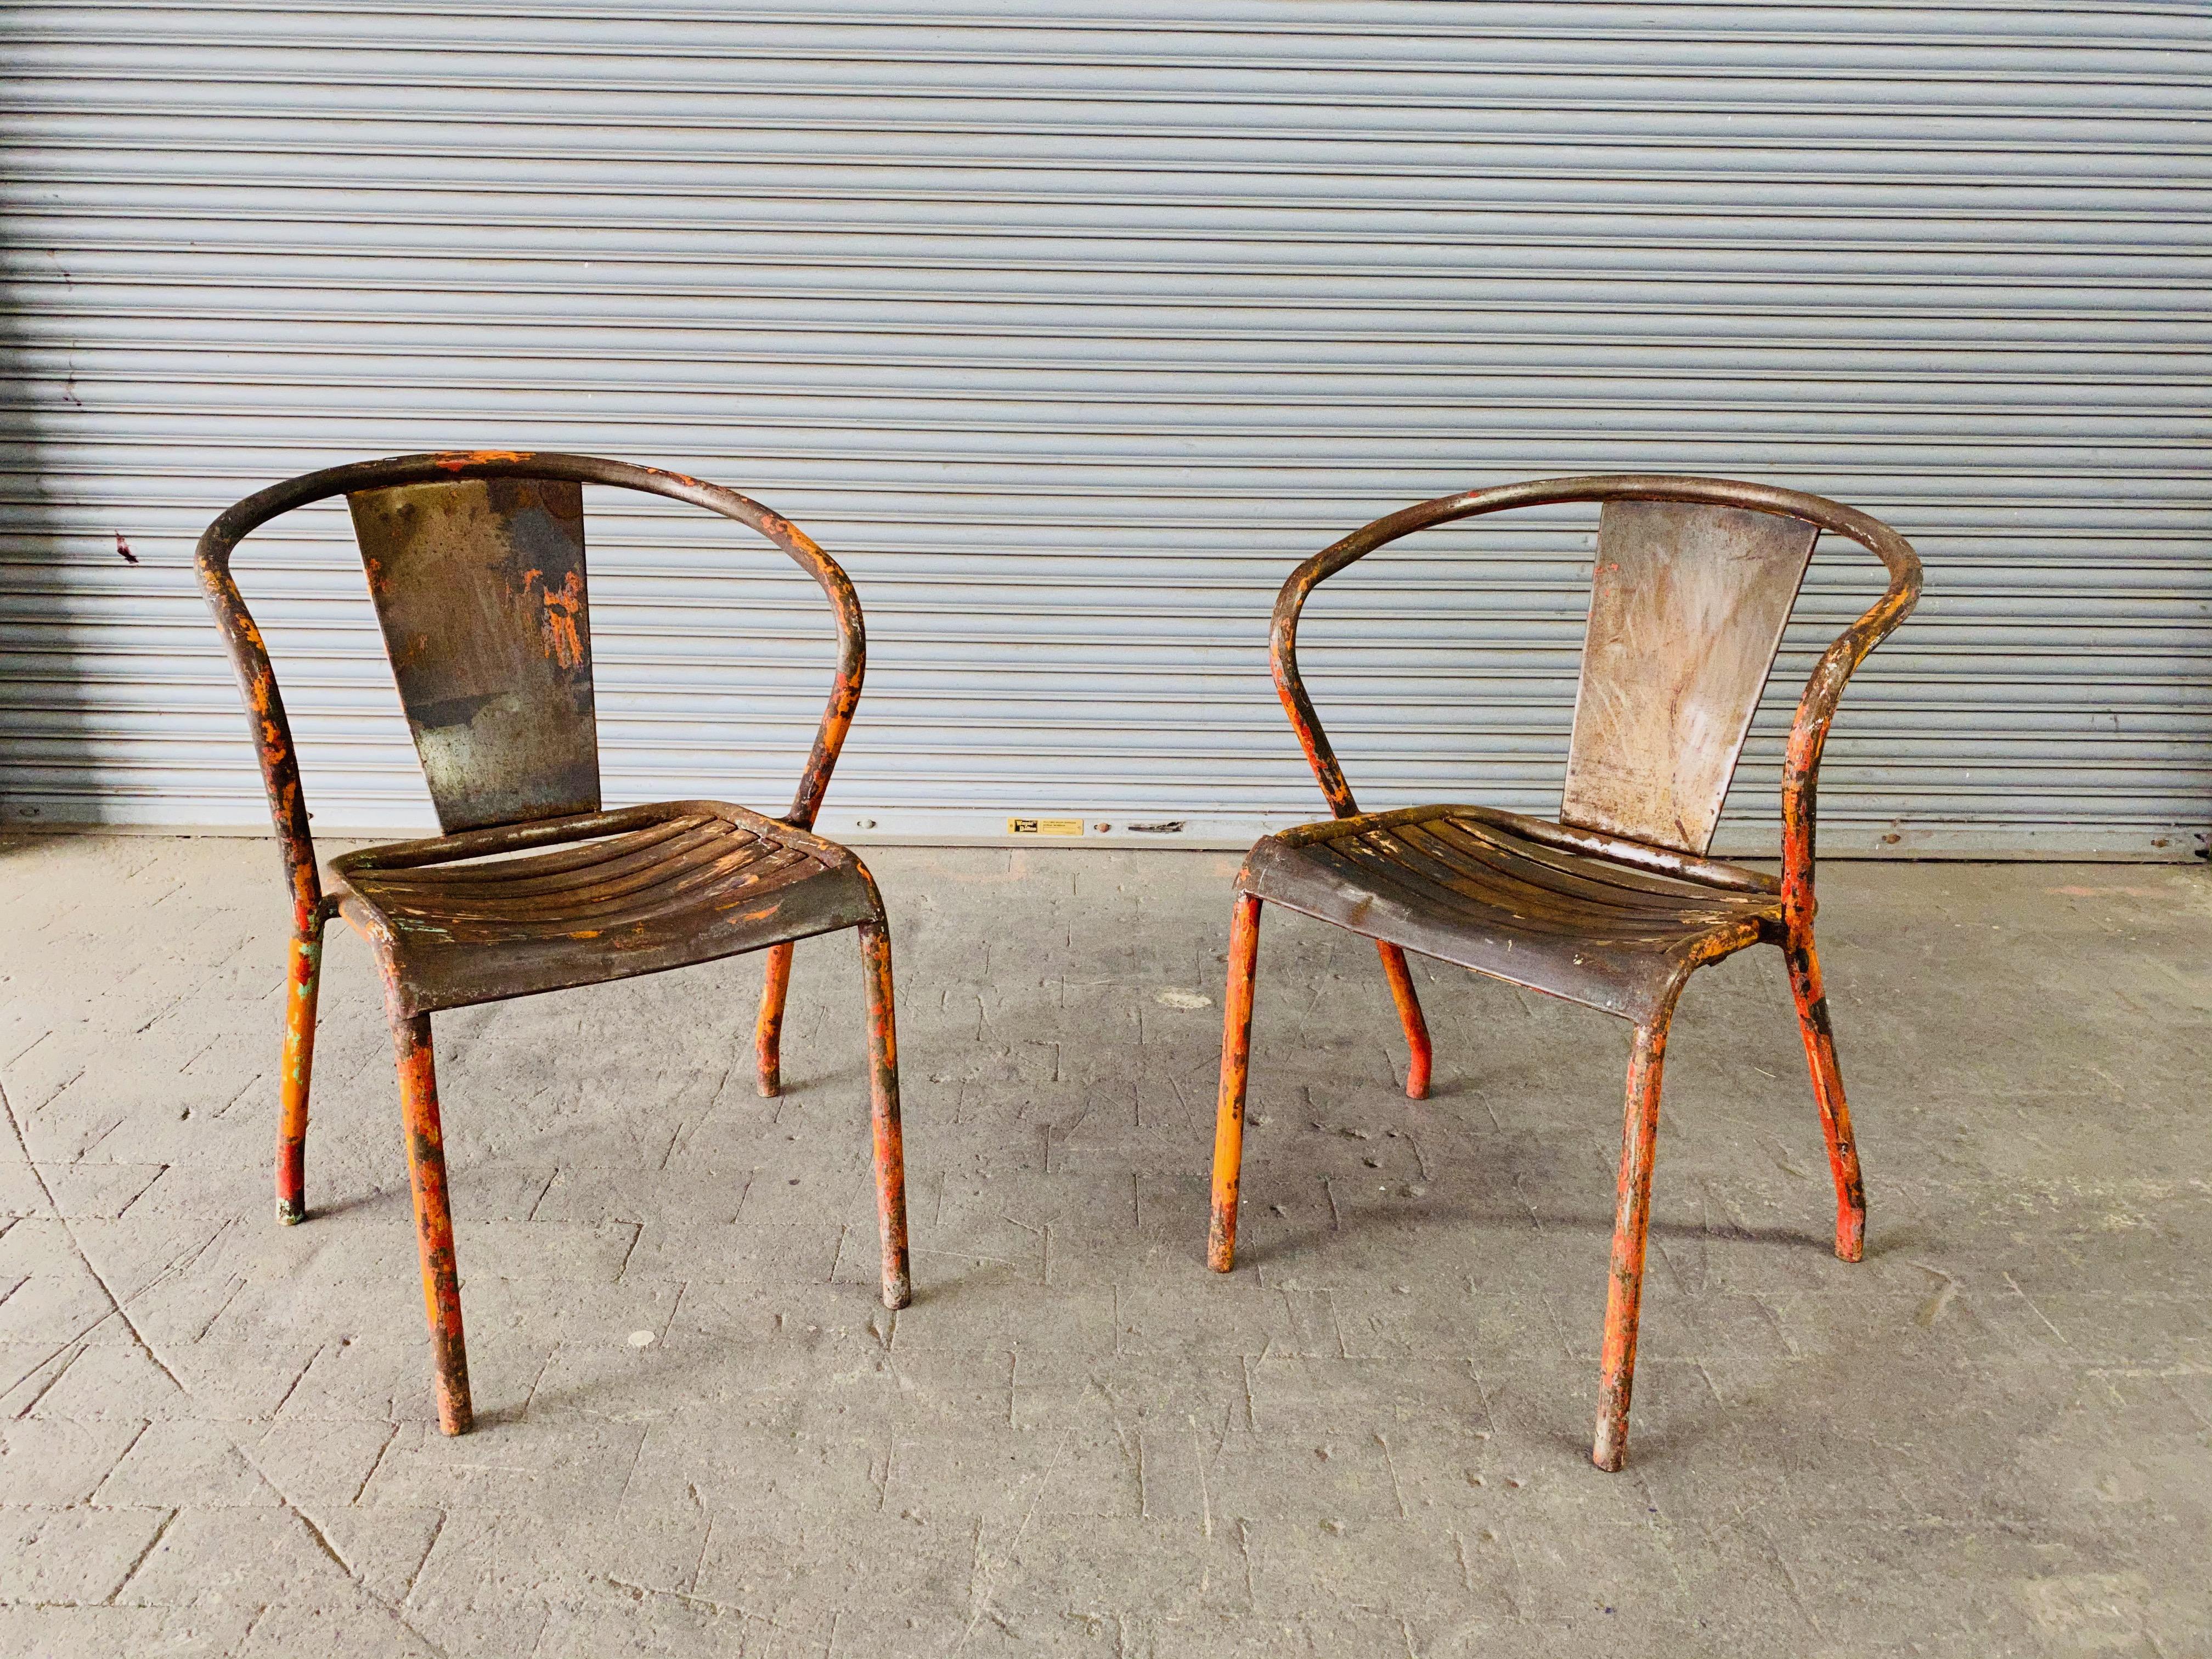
xmin=334 ymin=799 xmax=878 ymax=1017
xmin=1239 ymin=802 xmax=1783 ymax=1023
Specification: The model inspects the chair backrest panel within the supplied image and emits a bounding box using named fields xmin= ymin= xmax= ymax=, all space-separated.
xmin=1559 ymin=498 xmax=1819 ymax=855
xmin=348 ymin=476 xmax=600 ymax=833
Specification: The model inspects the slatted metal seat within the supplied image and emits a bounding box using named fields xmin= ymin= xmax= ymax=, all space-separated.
xmin=1240 ymin=802 xmax=1784 ymax=1025
xmin=199 ymin=451 xmax=911 ymax=1436
xmin=1206 ymin=475 xmax=1921 ymax=1472
xmin=335 ymin=802 xmax=878 ymax=1017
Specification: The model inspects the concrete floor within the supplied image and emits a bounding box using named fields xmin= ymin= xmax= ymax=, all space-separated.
xmin=0 ymin=834 xmax=2206 ymax=1658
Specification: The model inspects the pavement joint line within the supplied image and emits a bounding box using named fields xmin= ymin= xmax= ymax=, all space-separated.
xmin=0 ymin=1077 xmax=191 ymax=1397
xmin=104 ymin=1504 xmax=177 ymax=1607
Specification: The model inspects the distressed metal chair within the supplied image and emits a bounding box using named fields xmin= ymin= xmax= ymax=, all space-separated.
xmin=198 ymin=451 xmax=911 ymax=1436
xmin=1206 ymin=475 xmax=1920 ymax=1471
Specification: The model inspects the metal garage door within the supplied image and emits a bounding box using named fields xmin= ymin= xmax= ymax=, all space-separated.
xmin=3 ymin=1 xmax=2206 ymax=855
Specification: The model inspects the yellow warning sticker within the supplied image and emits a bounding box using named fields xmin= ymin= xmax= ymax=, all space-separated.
xmin=1008 ymin=817 xmax=1084 ymax=836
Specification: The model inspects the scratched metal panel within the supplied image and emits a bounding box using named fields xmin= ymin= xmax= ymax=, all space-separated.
xmin=349 ymin=477 xmax=599 ymax=832
xmin=0 ymin=1 xmax=2206 ymax=854
xmin=1561 ymin=501 xmax=1819 ymax=855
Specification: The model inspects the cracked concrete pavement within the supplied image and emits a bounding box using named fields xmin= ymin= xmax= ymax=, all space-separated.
xmin=1 ymin=833 xmax=2207 ymax=1656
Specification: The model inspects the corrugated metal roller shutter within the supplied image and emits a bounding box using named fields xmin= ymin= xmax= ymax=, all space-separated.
xmin=2 ymin=0 xmax=2206 ymax=855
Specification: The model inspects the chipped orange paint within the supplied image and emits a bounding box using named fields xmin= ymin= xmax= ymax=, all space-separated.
xmin=859 ymin=918 xmax=911 ymax=1311
xmin=392 ymin=1011 xmax=472 ymax=1436
xmin=1375 ymin=942 xmax=1432 ymax=1099
xmin=539 ymin=569 xmax=585 ymax=667
xmin=1207 ymin=892 xmax=1263 ymax=1272
xmin=1594 ymin=1012 xmax=1671 ymax=1472
xmin=1786 ymin=940 xmax=1866 ymax=1262
xmin=756 ymin=940 xmax=794 ymax=1097
xmin=275 ymin=927 xmax=323 ymax=1224
xmin=434 ymin=449 xmax=529 ymax=470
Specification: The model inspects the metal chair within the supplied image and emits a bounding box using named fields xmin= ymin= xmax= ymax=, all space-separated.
xmin=198 ymin=451 xmax=911 ymax=1435
xmin=1206 ymin=475 xmax=1921 ymax=1471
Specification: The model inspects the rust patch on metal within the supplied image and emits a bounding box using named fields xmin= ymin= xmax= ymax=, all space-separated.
xmin=1786 ymin=939 xmax=1866 ymax=1262
xmin=391 ymin=1011 xmax=472 ymax=1435
xmin=857 ymin=897 xmax=911 ymax=1311
xmin=1594 ymin=1011 xmax=1672 ymax=1472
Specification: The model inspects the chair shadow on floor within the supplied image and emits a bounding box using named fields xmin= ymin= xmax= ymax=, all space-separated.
xmin=1234 ymin=1195 xmax=1855 ymax=1273
xmin=296 ymin=1187 xmax=394 ymax=1222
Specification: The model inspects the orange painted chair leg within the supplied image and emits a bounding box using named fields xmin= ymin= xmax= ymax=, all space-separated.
xmin=1785 ymin=938 xmax=1867 ymax=1263
xmin=1593 ymin=1011 xmax=1672 ymax=1472
xmin=756 ymin=940 xmax=795 ymax=1097
xmin=1376 ymin=942 xmax=1432 ymax=1099
xmin=859 ymin=922 xmax=912 ymax=1311
xmin=275 ymin=923 xmax=324 ymax=1224
xmin=1208 ymin=893 xmax=1263 ymax=1272
xmin=390 ymin=1011 xmax=473 ymax=1436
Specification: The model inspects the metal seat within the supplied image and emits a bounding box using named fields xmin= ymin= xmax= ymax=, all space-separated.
xmin=198 ymin=451 xmax=911 ymax=1436
xmin=1206 ymin=475 xmax=1921 ymax=1472
xmin=1239 ymin=802 xmax=1784 ymax=1026
xmin=335 ymin=801 xmax=879 ymax=1018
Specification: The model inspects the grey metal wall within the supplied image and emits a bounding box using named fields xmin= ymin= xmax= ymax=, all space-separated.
xmin=3 ymin=1 xmax=2207 ymax=854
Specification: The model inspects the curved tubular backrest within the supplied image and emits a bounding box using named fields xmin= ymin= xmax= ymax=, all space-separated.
xmin=197 ymin=450 xmax=867 ymax=934
xmin=1270 ymin=474 xmax=1921 ymax=936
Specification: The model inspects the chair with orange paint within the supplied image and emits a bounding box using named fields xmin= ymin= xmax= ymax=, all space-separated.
xmin=1204 ymin=475 xmax=1920 ymax=1470
xmin=199 ymin=451 xmax=911 ymax=1435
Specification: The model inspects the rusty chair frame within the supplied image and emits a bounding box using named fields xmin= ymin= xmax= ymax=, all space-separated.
xmin=198 ymin=450 xmax=910 ymax=1435
xmin=1206 ymin=474 xmax=1921 ymax=1470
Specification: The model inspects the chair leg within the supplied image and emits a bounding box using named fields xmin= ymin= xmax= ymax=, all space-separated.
xmin=1593 ymin=1008 xmax=1673 ymax=1472
xmin=275 ymin=922 xmax=325 ymax=1224
xmin=858 ymin=922 xmax=912 ymax=1311
xmin=756 ymin=941 xmax=795 ymax=1098
xmin=1785 ymin=938 xmax=1867 ymax=1263
xmin=1208 ymin=893 xmax=1263 ymax=1272
xmin=1375 ymin=942 xmax=1432 ymax=1099
xmin=389 ymin=1011 xmax=473 ymax=1436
